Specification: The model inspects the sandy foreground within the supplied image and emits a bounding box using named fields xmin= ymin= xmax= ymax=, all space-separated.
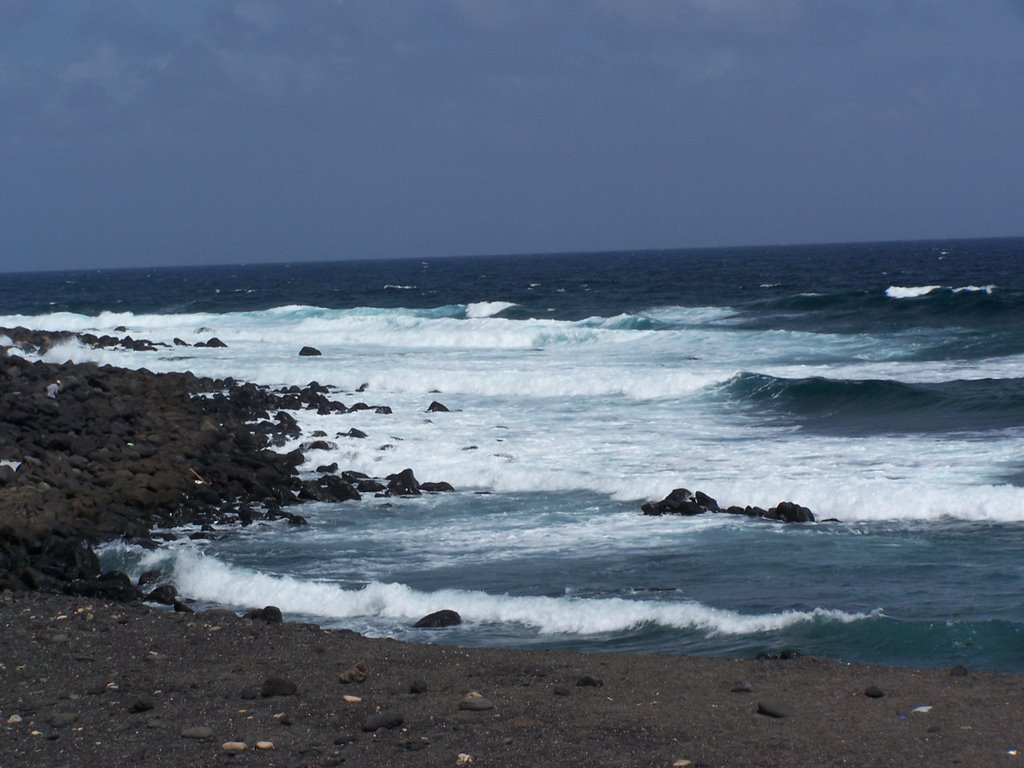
xmin=2 ymin=591 xmax=1021 ymax=768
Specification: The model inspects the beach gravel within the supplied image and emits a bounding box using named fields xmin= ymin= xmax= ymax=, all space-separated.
xmin=1 ymin=591 xmax=1022 ymax=767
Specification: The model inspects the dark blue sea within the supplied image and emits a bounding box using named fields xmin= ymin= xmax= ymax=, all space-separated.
xmin=3 ymin=238 xmax=1024 ymax=672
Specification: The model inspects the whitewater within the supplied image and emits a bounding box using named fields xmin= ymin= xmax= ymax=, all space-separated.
xmin=4 ymin=239 xmax=1024 ymax=671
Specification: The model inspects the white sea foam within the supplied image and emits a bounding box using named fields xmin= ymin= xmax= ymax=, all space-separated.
xmin=886 ymin=285 xmax=942 ymax=299
xmin=465 ymin=301 xmax=517 ymax=318
xmin=162 ymin=549 xmax=875 ymax=636
xmin=886 ymin=284 xmax=996 ymax=299
xmin=6 ymin=301 xmax=1023 ymax=525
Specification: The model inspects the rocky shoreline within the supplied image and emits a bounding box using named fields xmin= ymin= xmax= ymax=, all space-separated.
xmin=0 ymin=327 xmax=450 ymax=599
xmin=3 ymin=330 xmax=1023 ymax=766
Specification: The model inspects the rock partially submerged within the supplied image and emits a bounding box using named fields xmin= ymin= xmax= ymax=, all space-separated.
xmin=413 ymin=609 xmax=463 ymax=629
xmin=641 ymin=488 xmax=818 ymax=523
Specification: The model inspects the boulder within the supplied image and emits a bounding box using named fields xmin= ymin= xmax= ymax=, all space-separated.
xmin=413 ymin=609 xmax=462 ymax=628
xmin=641 ymin=487 xmax=816 ymax=523
xmin=298 ymin=346 xmax=322 ymax=357
xmin=420 ymin=481 xmax=455 ymax=493
xmin=298 ymin=476 xmax=361 ymax=503
xmin=386 ymin=468 xmax=421 ymax=496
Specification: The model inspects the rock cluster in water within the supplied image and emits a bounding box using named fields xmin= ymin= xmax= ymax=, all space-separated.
xmin=641 ymin=487 xmax=817 ymax=523
xmin=0 ymin=327 xmax=453 ymax=598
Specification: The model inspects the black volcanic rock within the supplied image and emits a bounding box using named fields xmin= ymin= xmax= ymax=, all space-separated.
xmin=386 ymin=468 xmax=421 ymax=496
xmin=641 ymin=486 xmax=817 ymax=523
xmin=413 ymin=609 xmax=462 ymax=628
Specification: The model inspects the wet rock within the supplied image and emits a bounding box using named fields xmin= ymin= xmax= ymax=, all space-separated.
xmin=865 ymin=685 xmax=885 ymax=698
xmin=420 ymin=481 xmax=456 ymax=493
xmin=386 ymin=468 xmax=421 ymax=496
xmin=426 ymin=400 xmax=449 ymax=413
xmin=145 ymin=584 xmax=178 ymax=605
xmin=298 ymin=476 xmax=361 ymax=503
xmin=641 ymin=488 xmax=707 ymax=516
xmin=246 ymin=605 xmax=283 ymax=623
xmin=576 ymin=676 xmax=603 ymax=688
xmin=181 ymin=726 xmax=214 ymax=739
xmin=641 ymin=488 xmax=816 ymax=523
xmin=298 ymin=346 xmax=322 ymax=357
xmin=413 ymin=609 xmax=462 ymax=628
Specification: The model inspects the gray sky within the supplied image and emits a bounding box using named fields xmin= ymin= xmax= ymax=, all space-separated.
xmin=1 ymin=1 xmax=1022 ymax=271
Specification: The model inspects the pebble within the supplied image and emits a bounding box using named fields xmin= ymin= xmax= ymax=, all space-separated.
xmin=756 ymin=699 xmax=793 ymax=719
xmin=181 ymin=726 xmax=214 ymax=739
xmin=261 ymin=676 xmax=297 ymax=697
xmin=576 ymin=675 xmax=603 ymax=688
xmin=222 ymin=741 xmax=247 ymax=752
xmin=459 ymin=692 xmax=495 ymax=711
xmin=864 ymin=685 xmax=885 ymax=699
xmin=342 ymin=695 xmax=362 ymax=703
xmin=340 ymin=661 xmax=368 ymax=684
xmin=552 ymin=685 xmax=571 ymax=697
xmin=731 ymin=681 xmax=754 ymax=693
xmin=50 ymin=712 xmax=79 ymax=728
xmin=673 ymin=761 xmax=693 ymax=767
xmin=7 ymin=714 xmax=23 ymax=724
xmin=456 ymin=754 xmax=473 ymax=766
xmin=129 ymin=697 xmax=155 ymax=713
xmin=361 ymin=710 xmax=404 ymax=732
xmin=256 ymin=741 xmax=274 ymax=750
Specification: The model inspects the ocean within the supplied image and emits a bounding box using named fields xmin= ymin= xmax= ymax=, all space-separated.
xmin=3 ymin=238 xmax=1023 ymax=673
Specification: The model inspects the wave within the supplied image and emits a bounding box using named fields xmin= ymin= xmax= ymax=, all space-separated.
xmin=721 ymin=371 xmax=1024 ymax=435
xmin=737 ymin=285 xmax=1024 ymax=350
xmin=465 ymin=301 xmax=518 ymax=319
xmin=886 ymin=284 xmax=996 ymax=299
xmin=149 ymin=549 xmax=875 ymax=637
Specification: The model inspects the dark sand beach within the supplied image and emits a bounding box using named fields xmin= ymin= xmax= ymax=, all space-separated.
xmin=2 ymin=336 xmax=1023 ymax=767
xmin=3 ymin=591 xmax=1022 ymax=768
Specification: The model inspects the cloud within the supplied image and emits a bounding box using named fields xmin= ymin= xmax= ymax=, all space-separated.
xmin=62 ymin=44 xmax=143 ymax=102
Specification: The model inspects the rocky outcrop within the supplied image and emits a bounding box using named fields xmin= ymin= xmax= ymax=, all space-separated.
xmin=0 ymin=328 xmax=457 ymax=597
xmin=642 ymin=488 xmax=818 ymax=523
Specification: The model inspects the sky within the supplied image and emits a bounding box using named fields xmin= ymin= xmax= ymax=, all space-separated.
xmin=1 ymin=1 xmax=1022 ymax=272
